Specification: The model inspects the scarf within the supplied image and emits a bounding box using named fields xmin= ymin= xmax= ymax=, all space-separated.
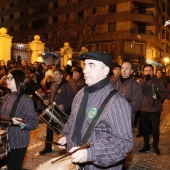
xmin=120 ymin=75 xmax=132 ymax=84
xmin=71 ymin=76 xmax=110 ymax=145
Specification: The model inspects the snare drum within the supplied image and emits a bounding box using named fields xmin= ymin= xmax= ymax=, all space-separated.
xmin=38 ymin=103 xmax=69 ymax=134
xmin=0 ymin=128 xmax=10 ymax=159
xmin=35 ymin=156 xmax=76 ymax=170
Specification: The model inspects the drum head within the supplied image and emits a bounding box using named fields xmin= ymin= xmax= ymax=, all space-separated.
xmin=35 ymin=156 xmax=76 ymax=170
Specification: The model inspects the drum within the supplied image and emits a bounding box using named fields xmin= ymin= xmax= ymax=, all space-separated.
xmin=35 ymin=156 xmax=77 ymax=170
xmin=0 ymin=128 xmax=10 ymax=159
xmin=38 ymin=103 xmax=69 ymax=134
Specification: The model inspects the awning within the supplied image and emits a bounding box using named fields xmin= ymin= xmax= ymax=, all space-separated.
xmin=146 ymin=59 xmax=162 ymax=67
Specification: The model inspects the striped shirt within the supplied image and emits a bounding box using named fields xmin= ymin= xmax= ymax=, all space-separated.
xmin=0 ymin=92 xmax=39 ymax=149
xmin=63 ymin=83 xmax=133 ymax=170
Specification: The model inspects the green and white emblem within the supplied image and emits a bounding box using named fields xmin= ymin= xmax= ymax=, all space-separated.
xmin=88 ymin=108 xmax=97 ymax=119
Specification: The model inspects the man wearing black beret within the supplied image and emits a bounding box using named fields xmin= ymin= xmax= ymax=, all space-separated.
xmin=58 ymin=51 xmax=133 ymax=170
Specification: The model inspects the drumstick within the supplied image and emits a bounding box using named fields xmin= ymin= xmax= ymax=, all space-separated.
xmin=37 ymin=137 xmax=66 ymax=146
xmin=0 ymin=115 xmax=26 ymax=123
xmin=35 ymin=91 xmax=45 ymax=102
xmin=51 ymin=143 xmax=90 ymax=164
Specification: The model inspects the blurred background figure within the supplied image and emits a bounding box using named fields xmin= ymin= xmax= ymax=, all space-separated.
xmin=68 ymin=66 xmax=85 ymax=95
xmin=40 ymin=75 xmax=53 ymax=99
xmin=0 ymin=60 xmax=7 ymax=79
xmin=27 ymin=73 xmax=44 ymax=111
xmin=110 ymin=64 xmax=121 ymax=81
xmin=20 ymin=59 xmax=31 ymax=76
xmin=6 ymin=60 xmax=18 ymax=73
xmin=33 ymin=62 xmax=44 ymax=83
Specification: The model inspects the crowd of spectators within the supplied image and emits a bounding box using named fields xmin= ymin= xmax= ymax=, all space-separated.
xmin=0 ymin=59 xmax=85 ymax=111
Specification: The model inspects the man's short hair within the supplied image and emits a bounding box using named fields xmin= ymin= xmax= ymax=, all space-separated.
xmin=143 ymin=64 xmax=154 ymax=71
xmin=156 ymin=68 xmax=163 ymax=73
xmin=53 ymin=68 xmax=64 ymax=75
xmin=122 ymin=61 xmax=134 ymax=70
xmin=112 ymin=64 xmax=121 ymax=70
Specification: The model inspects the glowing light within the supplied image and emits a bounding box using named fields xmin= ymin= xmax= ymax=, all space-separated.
xmin=164 ymin=57 xmax=169 ymax=63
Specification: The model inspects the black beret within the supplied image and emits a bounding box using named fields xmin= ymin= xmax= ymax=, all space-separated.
xmin=79 ymin=51 xmax=112 ymax=68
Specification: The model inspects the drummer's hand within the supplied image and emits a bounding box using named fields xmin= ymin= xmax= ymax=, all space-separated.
xmin=58 ymin=104 xmax=64 ymax=110
xmin=44 ymin=100 xmax=49 ymax=105
xmin=12 ymin=117 xmax=24 ymax=126
xmin=58 ymin=136 xmax=66 ymax=149
xmin=70 ymin=147 xmax=87 ymax=163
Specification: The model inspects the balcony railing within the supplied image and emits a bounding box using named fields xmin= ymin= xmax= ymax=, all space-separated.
xmin=131 ymin=9 xmax=154 ymax=16
xmin=130 ymin=29 xmax=153 ymax=35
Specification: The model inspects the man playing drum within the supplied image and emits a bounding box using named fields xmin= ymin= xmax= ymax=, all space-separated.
xmin=58 ymin=51 xmax=133 ymax=170
xmin=39 ymin=68 xmax=75 ymax=155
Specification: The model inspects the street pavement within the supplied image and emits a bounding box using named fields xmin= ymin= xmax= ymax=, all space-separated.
xmin=1 ymin=100 xmax=170 ymax=170
xmin=125 ymin=99 xmax=170 ymax=170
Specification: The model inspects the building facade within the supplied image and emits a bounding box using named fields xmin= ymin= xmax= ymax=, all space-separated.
xmin=0 ymin=0 xmax=170 ymax=73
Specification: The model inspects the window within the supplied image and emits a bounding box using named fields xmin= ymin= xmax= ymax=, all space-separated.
xmin=78 ymin=11 xmax=84 ymax=18
xmin=108 ymin=23 xmax=116 ymax=32
xmin=9 ymin=14 xmax=14 ymax=20
xmin=162 ymin=43 xmax=165 ymax=51
xmin=162 ymin=29 xmax=165 ymax=39
xmin=66 ymin=13 xmax=69 ymax=20
xmin=32 ymin=19 xmax=46 ymax=29
xmin=162 ymin=16 xmax=165 ymax=26
xmin=99 ymin=43 xmax=109 ymax=53
xmin=0 ymin=7 xmax=4 ymax=11
xmin=109 ymin=5 xmax=116 ymax=13
xmin=53 ymin=2 xmax=58 ymax=8
xmin=53 ymin=16 xmax=58 ymax=23
xmin=125 ymin=42 xmax=145 ymax=55
xmin=20 ymin=24 xmax=28 ymax=30
xmin=162 ymin=2 xmax=166 ymax=12
xmin=1 ymin=17 xmax=4 ymax=22
xmin=20 ymin=10 xmax=28 ymax=17
xmin=10 ymin=2 xmax=14 ymax=7
xmin=91 ymin=25 xmax=96 ymax=32
xmin=92 ymin=8 xmax=96 ymax=15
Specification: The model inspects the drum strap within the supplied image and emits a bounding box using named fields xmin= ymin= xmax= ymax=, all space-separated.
xmin=9 ymin=95 xmax=23 ymax=118
xmin=80 ymin=89 xmax=118 ymax=146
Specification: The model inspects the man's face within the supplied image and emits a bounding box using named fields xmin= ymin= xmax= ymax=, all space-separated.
xmin=143 ymin=66 xmax=154 ymax=76
xmin=83 ymin=59 xmax=109 ymax=86
xmin=113 ymin=67 xmax=121 ymax=78
xmin=156 ymin=70 xmax=162 ymax=78
xmin=73 ymin=71 xmax=81 ymax=80
xmin=121 ymin=62 xmax=133 ymax=78
xmin=34 ymin=62 xmax=38 ymax=68
xmin=53 ymin=71 xmax=63 ymax=83
xmin=21 ymin=60 xmax=27 ymax=66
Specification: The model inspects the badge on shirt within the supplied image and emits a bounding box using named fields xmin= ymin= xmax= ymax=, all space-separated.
xmin=88 ymin=108 xmax=97 ymax=119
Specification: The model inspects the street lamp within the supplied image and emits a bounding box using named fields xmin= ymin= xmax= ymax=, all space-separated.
xmin=164 ymin=57 xmax=169 ymax=75
xmin=164 ymin=57 xmax=169 ymax=65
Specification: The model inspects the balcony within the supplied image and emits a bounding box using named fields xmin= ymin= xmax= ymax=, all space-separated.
xmin=130 ymin=29 xmax=153 ymax=35
xmin=131 ymin=9 xmax=153 ymax=16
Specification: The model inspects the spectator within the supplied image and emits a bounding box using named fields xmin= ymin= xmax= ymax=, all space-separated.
xmin=138 ymin=64 xmax=167 ymax=155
